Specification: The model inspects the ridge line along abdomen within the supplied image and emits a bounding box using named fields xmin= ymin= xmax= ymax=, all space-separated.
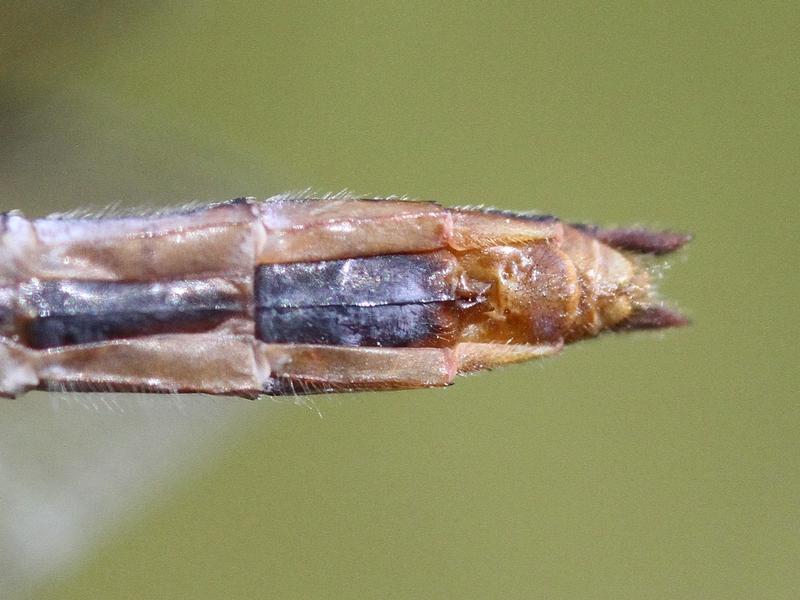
xmin=0 ymin=196 xmax=690 ymax=398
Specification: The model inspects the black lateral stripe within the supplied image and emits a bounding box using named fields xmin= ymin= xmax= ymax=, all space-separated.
xmin=19 ymin=278 xmax=250 ymax=349
xmin=26 ymin=310 xmax=235 ymax=349
xmin=21 ymin=278 xmax=249 ymax=316
xmin=255 ymin=253 xmax=456 ymax=308
xmin=0 ymin=287 xmax=15 ymax=338
xmin=256 ymin=304 xmax=454 ymax=347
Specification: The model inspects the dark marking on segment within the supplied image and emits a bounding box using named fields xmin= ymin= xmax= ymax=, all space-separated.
xmin=20 ymin=278 xmax=249 ymax=348
xmin=256 ymin=253 xmax=456 ymax=308
xmin=262 ymin=378 xmax=338 ymax=396
xmin=573 ymin=224 xmax=692 ymax=255
xmin=0 ymin=287 xmax=16 ymax=338
xmin=256 ymin=303 xmax=455 ymax=347
xmin=27 ymin=311 xmax=233 ymax=349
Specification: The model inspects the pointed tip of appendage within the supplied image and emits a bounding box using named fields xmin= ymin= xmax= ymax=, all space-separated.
xmin=599 ymin=229 xmax=693 ymax=255
xmin=574 ymin=225 xmax=693 ymax=255
xmin=613 ymin=305 xmax=691 ymax=332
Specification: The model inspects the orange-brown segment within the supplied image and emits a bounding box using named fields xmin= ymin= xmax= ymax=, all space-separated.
xmin=256 ymin=198 xmax=450 ymax=263
xmin=260 ymin=344 xmax=457 ymax=393
xmin=449 ymin=209 xmax=562 ymax=250
xmin=36 ymin=330 xmax=266 ymax=397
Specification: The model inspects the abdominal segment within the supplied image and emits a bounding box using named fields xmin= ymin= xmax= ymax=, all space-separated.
xmin=254 ymin=253 xmax=458 ymax=347
xmin=0 ymin=196 xmax=689 ymax=398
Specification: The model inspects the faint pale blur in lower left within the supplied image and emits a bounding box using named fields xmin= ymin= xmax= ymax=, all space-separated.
xmin=0 ymin=5 xmax=281 ymax=597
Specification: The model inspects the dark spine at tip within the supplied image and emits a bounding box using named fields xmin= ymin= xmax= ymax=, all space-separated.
xmin=613 ymin=305 xmax=690 ymax=331
xmin=575 ymin=225 xmax=692 ymax=255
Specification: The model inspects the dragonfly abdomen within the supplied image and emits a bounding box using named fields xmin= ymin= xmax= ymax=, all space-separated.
xmin=0 ymin=196 xmax=690 ymax=398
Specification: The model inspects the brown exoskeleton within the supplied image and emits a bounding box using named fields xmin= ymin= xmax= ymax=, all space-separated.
xmin=0 ymin=196 xmax=690 ymax=397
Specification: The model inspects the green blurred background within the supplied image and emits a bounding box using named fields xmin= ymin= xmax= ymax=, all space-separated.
xmin=1 ymin=2 xmax=797 ymax=598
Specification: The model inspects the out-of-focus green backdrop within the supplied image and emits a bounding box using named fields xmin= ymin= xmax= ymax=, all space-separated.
xmin=2 ymin=2 xmax=797 ymax=598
